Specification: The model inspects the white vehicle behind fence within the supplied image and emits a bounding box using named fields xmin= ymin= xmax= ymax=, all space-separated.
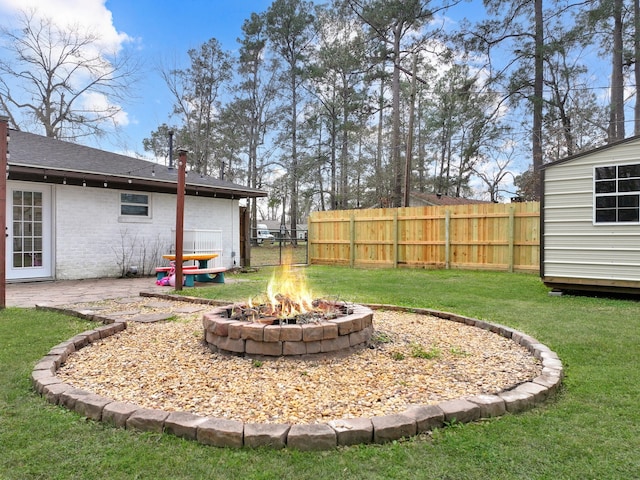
xmin=256 ymin=224 xmax=275 ymax=245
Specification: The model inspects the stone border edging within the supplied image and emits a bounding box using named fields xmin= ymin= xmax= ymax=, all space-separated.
xmin=32 ymin=297 xmax=563 ymax=451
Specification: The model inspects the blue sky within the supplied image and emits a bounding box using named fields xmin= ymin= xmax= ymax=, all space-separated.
xmin=0 ymin=0 xmax=283 ymax=157
xmin=104 ymin=0 xmax=279 ymax=156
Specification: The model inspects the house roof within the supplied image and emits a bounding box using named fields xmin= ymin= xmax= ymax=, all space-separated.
xmin=543 ymin=134 xmax=640 ymax=169
xmin=7 ymin=129 xmax=267 ymax=199
xmin=410 ymin=192 xmax=492 ymax=206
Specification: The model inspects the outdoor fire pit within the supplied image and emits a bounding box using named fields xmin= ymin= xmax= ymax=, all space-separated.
xmin=203 ymin=260 xmax=374 ymax=357
xmin=203 ymin=301 xmax=373 ymax=357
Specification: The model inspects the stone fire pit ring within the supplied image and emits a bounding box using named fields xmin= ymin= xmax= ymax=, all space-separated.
xmin=31 ymin=300 xmax=563 ymax=451
xmin=203 ymin=303 xmax=374 ymax=357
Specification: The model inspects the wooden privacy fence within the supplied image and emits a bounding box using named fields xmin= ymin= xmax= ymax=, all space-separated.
xmin=308 ymin=202 xmax=540 ymax=273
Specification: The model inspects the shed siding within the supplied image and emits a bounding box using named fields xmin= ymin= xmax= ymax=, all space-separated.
xmin=543 ymin=138 xmax=640 ymax=284
xmin=54 ymin=185 xmax=239 ymax=279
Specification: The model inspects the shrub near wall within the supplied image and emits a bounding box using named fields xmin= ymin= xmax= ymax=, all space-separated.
xmin=308 ymin=203 xmax=540 ymax=273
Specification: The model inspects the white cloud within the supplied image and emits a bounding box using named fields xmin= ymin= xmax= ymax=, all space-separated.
xmin=0 ymin=0 xmax=133 ymax=52
xmin=80 ymin=91 xmax=130 ymax=127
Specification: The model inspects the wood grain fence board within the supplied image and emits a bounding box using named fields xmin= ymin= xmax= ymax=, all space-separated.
xmin=308 ymin=202 xmax=540 ymax=271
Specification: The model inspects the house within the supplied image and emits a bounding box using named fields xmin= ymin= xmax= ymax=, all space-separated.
xmin=541 ymin=136 xmax=640 ymax=294
xmin=257 ymin=220 xmax=308 ymax=240
xmin=4 ymin=129 xmax=267 ymax=282
xmin=409 ymin=192 xmax=492 ymax=207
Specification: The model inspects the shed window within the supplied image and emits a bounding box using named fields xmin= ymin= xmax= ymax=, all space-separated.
xmin=120 ymin=193 xmax=150 ymax=217
xmin=594 ymin=164 xmax=640 ymax=223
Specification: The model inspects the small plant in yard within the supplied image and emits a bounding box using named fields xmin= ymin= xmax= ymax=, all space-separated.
xmin=449 ymin=346 xmax=470 ymax=357
xmin=410 ymin=342 xmax=440 ymax=359
xmin=391 ymin=351 xmax=405 ymax=361
xmin=372 ymin=330 xmax=393 ymax=344
xmin=251 ymin=359 xmax=263 ymax=368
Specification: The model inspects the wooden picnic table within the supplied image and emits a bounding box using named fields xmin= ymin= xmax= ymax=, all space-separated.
xmin=162 ymin=253 xmax=219 ymax=268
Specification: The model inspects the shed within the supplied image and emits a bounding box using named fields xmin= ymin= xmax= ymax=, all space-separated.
xmin=541 ymin=136 xmax=640 ymax=293
xmin=5 ymin=129 xmax=267 ymax=281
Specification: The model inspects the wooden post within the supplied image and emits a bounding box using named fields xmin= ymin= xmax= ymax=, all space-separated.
xmin=508 ymin=206 xmax=515 ymax=273
xmin=349 ymin=214 xmax=355 ymax=268
xmin=0 ymin=117 xmax=8 ymax=309
xmin=444 ymin=209 xmax=451 ymax=269
xmin=393 ymin=210 xmax=399 ymax=268
xmin=174 ymin=149 xmax=187 ymax=291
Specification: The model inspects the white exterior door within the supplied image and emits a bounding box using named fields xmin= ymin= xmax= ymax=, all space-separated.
xmin=5 ymin=182 xmax=53 ymax=280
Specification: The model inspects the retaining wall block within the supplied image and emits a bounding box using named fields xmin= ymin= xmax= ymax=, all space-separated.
xmin=465 ymin=394 xmax=507 ymax=418
xmin=77 ymin=329 xmax=101 ymax=343
xmin=302 ymin=324 xmax=324 ymax=342
xmin=42 ymin=382 xmax=74 ymax=405
xmin=305 ymin=340 xmax=322 ymax=354
xmin=328 ymin=418 xmax=373 ymax=446
xmin=47 ymin=346 xmax=71 ymax=363
xmin=511 ymin=332 xmax=539 ymax=349
xmin=32 ymin=357 xmax=58 ymax=373
xmin=202 ymin=314 xmax=216 ymax=330
xmin=279 ymin=324 xmax=302 ymax=342
xmin=74 ymin=393 xmax=112 ymax=421
xmin=241 ymin=323 xmax=265 ymax=342
xmin=349 ymin=327 xmax=372 ymax=347
xmin=244 ymin=423 xmax=291 ymax=449
xmin=287 ymin=424 xmax=337 ymax=451
xmin=437 ymin=398 xmax=481 ymax=424
xmin=533 ymin=374 xmax=562 ymax=393
xmin=217 ymin=336 xmax=246 ymax=354
xmin=321 ymin=335 xmax=350 ymax=353
xmin=69 ymin=334 xmax=89 ymax=349
xmin=362 ymin=313 xmax=373 ymax=328
xmin=263 ymin=325 xmax=281 ymax=343
xmin=403 ymin=404 xmax=445 ymax=433
xmin=59 ymin=388 xmax=91 ymax=410
xmin=197 ymin=418 xmax=244 ymax=448
xmin=227 ymin=321 xmax=246 ymax=339
xmin=126 ymin=408 xmax=169 ymax=433
xmin=322 ymin=322 xmax=338 ymax=340
xmin=32 ymin=372 xmax=63 ymax=395
xmin=530 ymin=343 xmax=553 ymax=359
xmin=498 ymin=389 xmax=533 ymax=413
xmin=283 ymin=341 xmax=307 ymax=356
xmin=541 ymin=366 xmax=564 ymax=379
xmin=246 ymin=339 xmax=283 ymax=356
xmin=102 ymin=401 xmax=139 ymax=428
xmin=96 ymin=323 xmax=116 ymax=338
xmin=514 ymin=382 xmax=549 ymax=404
xmin=213 ymin=318 xmax=235 ymax=337
xmin=372 ymin=413 xmax=417 ymax=443
xmin=539 ymin=350 xmax=559 ymax=361
xmin=164 ymin=411 xmax=209 ymax=440
xmin=542 ymin=357 xmax=563 ymax=370
xmin=332 ymin=317 xmax=355 ymax=335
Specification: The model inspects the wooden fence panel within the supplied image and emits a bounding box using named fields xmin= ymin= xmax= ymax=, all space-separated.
xmin=308 ymin=202 xmax=540 ymax=272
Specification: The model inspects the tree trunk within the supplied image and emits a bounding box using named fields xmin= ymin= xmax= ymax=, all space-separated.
xmin=532 ymin=0 xmax=544 ymax=200
xmin=610 ymin=0 xmax=625 ymax=142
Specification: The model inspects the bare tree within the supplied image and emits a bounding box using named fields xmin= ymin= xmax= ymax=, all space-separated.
xmin=0 ymin=9 xmax=140 ymax=141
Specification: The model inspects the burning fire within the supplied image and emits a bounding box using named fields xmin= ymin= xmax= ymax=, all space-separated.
xmin=247 ymin=260 xmax=315 ymax=319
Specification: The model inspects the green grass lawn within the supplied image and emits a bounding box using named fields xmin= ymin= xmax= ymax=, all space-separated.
xmin=2 ymin=267 xmax=640 ymax=479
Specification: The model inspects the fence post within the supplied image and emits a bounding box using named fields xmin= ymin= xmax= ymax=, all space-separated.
xmin=508 ymin=206 xmax=515 ymax=273
xmin=445 ymin=209 xmax=451 ymax=269
xmin=350 ymin=214 xmax=355 ymax=268
xmin=393 ymin=210 xmax=399 ymax=268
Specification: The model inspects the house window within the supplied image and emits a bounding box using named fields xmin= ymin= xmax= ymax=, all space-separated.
xmin=120 ymin=192 xmax=150 ymax=218
xmin=594 ymin=164 xmax=640 ymax=223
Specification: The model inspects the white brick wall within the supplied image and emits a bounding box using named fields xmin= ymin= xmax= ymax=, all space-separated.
xmin=54 ymin=185 xmax=240 ymax=279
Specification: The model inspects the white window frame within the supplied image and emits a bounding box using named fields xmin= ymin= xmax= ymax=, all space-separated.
xmin=593 ymin=163 xmax=640 ymax=225
xmin=119 ymin=191 xmax=152 ymax=222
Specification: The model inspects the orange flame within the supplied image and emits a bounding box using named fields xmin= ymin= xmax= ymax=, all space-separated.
xmin=247 ymin=248 xmax=315 ymax=319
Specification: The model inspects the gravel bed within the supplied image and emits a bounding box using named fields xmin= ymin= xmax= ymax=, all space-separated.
xmin=57 ymin=298 xmax=541 ymax=425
